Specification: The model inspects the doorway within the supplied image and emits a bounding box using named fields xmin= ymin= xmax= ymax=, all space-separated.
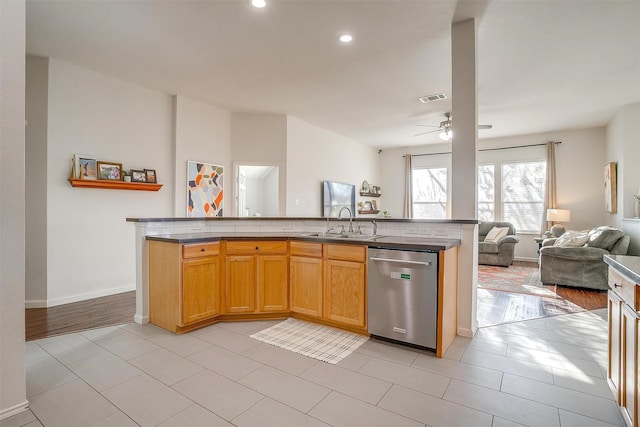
xmin=234 ymin=164 xmax=280 ymax=217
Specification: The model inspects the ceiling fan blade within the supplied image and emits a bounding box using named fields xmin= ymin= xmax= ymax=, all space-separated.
xmin=415 ymin=124 xmax=441 ymax=128
xmin=413 ymin=129 xmax=441 ymax=137
xmin=478 ymin=124 xmax=493 ymax=129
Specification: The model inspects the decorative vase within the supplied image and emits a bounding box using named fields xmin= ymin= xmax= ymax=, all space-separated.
xmin=124 ymin=176 xmax=131 ymax=182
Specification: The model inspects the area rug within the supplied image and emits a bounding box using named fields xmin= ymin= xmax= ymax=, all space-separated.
xmin=249 ymin=318 xmax=368 ymax=364
xmin=478 ymin=265 xmax=557 ymax=297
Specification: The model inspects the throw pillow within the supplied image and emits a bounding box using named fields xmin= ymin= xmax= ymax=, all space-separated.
xmin=553 ymin=230 xmax=590 ymax=247
xmin=586 ymin=226 xmax=625 ymax=251
xmin=484 ymin=226 xmax=509 ymax=243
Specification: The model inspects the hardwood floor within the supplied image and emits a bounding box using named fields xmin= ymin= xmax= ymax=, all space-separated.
xmin=26 ymin=291 xmax=135 ymax=341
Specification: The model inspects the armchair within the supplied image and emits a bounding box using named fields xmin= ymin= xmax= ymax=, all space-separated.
xmin=539 ymin=226 xmax=630 ymax=290
xmin=478 ymin=221 xmax=520 ymax=267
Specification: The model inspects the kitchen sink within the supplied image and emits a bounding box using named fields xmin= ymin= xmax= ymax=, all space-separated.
xmin=301 ymin=233 xmax=384 ymax=241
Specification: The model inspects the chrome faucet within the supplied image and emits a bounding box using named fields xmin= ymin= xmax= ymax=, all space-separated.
xmin=338 ymin=207 xmax=354 ymax=233
xmin=372 ymin=219 xmax=377 ymax=236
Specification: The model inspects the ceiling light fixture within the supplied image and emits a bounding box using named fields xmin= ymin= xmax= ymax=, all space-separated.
xmin=439 ymin=130 xmax=452 ymax=141
xmin=251 ymin=0 xmax=266 ymax=8
xmin=338 ymin=34 xmax=353 ymax=43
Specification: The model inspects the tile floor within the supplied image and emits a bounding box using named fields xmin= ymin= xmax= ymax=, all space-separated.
xmin=2 ymin=310 xmax=625 ymax=427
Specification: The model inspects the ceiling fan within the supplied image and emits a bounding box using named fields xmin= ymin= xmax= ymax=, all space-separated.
xmin=414 ymin=112 xmax=492 ymax=141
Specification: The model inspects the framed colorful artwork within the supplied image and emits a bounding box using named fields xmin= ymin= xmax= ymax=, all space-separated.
xmin=604 ymin=161 xmax=617 ymax=213
xmin=74 ymin=154 xmax=97 ymax=180
xmin=187 ymin=161 xmax=224 ymax=217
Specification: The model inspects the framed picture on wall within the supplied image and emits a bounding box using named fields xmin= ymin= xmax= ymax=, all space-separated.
xmin=145 ymin=169 xmax=157 ymax=183
xmin=97 ymin=161 xmax=123 ymax=181
xmin=604 ymin=161 xmax=617 ymax=213
xmin=187 ymin=161 xmax=224 ymax=217
xmin=131 ymin=169 xmax=147 ymax=183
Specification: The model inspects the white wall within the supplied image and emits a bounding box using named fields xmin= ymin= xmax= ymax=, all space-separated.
xmin=379 ymin=128 xmax=606 ymax=261
xmin=606 ymin=102 xmax=640 ymax=255
xmin=0 ymin=0 xmax=28 ymax=418
xmin=41 ymin=59 xmax=174 ymax=306
xmin=25 ymin=56 xmax=49 ymax=304
xmin=231 ymin=113 xmax=287 ymax=216
xmin=263 ymin=167 xmax=279 ymax=216
xmin=286 ymin=116 xmax=379 ymax=217
xmin=174 ymin=96 xmax=231 ymax=217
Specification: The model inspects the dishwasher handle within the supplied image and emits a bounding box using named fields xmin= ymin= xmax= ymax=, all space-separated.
xmin=369 ymin=257 xmax=432 ymax=267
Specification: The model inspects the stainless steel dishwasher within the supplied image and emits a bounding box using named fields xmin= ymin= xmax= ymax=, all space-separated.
xmin=367 ymin=248 xmax=438 ymax=350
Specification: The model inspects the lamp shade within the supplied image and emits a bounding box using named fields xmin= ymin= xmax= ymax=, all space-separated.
xmin=546 ymin=208 xmax=571 ymax=222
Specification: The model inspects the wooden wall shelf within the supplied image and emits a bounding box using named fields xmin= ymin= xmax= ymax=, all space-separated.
xmin=359 ymin=192 xmax=381 ymax=197
xmin=358 ymin=210 xmax=379 ymax=215
xmin=68 ymin=179 xmax=162 ymax=191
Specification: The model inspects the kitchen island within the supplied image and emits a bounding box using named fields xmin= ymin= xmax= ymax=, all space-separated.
xmin=128 ymin=217 xmax=479 ymax=355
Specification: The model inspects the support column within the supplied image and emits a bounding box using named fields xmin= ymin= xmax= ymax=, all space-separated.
xmin=451 ymin=18 xmax=478 ymax=337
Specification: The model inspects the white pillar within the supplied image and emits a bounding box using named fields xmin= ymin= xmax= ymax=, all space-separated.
xmin=0 ymin=0 xmax=28 ymax=418
xmin=451 ymin=18 xmax=478 ymax=337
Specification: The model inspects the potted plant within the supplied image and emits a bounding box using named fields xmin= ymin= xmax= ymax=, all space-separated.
xmin=123 ymin=170 xmax=132 ymax=182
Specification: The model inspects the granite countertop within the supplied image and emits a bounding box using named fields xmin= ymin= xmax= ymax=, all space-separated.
xmin=605 ymin=255 xmax=640 ymax=284
xmin=146 ymin=232 xmax=461 ymax=251
xmin=128 ymin=216 xmax=478 ymax=224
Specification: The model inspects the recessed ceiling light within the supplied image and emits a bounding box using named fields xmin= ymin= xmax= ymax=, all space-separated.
xmin=251 ymin=0 xmax=266 ymax=8
xmin=338 ymin=34 xmax=353 ymax=43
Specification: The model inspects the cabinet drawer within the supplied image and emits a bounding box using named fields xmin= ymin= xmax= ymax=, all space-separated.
xmin=609 ymin=268 xmax=640 ymax=311
xmin=225 ymin=241 xmax=288 ymax=255
xmin=325 ymin=244 xmax=366 ymax=263
xmin=182 ymin=242 xmax=220 ymax=259
xmin=290 ymin=241 xmax=322 ymax=258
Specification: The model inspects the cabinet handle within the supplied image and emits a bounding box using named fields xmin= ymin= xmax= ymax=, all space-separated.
xmin=614 ymin=283 xmax=621 ymax=288
xmin=255 ymin=246 xmax=259 ymax=250
xmin=200 ymin=248 xmax=206 ymax=252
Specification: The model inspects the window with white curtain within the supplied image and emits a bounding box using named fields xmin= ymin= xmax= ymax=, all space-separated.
xmin=412 ymin=167 xmax=448 ymax=219
xmin=501 ymin=161 xmax=546 ymax=233
xmin=478 ymin=164 xmax=495 ymax=221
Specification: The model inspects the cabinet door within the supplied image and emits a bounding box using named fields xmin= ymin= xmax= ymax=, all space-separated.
xmin=225 ymin=255 xmax=256 ymax=313
xmin=181 ymin=256 xmax=220 ymax=325
xmin=290 ymin=256 xmax=323 ymax=318
xmin=258 ymin=255 xmax=289 ymax=312
xmin=324 ymin=259 xmax=366 ymax=328
xmin=608 ymin=290 xmax=623 ymax=401
xmin=621 ymin=304 xmax=638 ymax=427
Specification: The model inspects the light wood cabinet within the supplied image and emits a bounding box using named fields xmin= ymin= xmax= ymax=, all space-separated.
xmin=290 ymin=242 xmax=323 ymax=318
xmin=224 ymin=241 xmax=288 ymax=314
xmin=149 ymin=241 xmax=221 ymax=333
xmin=608 ymin=263 xmax=640 ymax=427
xmin=323 ymin=244 xmax=367 ymax=329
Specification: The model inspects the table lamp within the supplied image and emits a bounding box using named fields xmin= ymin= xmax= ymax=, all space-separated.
xmin=546 ymin=208 xmax=571 ymax=237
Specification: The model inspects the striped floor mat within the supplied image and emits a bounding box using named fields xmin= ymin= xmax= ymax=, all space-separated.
xmin=249 ymin=318 xmax=369 ymax=364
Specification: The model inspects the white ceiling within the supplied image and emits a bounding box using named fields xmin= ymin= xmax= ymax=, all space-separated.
xmin=26 ymin=0 xmax=640 ymax=149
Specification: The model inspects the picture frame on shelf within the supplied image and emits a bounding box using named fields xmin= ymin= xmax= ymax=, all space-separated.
xmin=145 ymin=169 xmax=157 ymax=183
xmin=130 ymin=169 xmax=147 ymax=183
xmin=361 ymin=180 xmax=370 ymax=193
xmin=364 ymin=201 xmax=373 ymax=211
xmin=371 ymin=185 xmax=378 ymax=194
xmin=74 ymin=154 xmax=97 ymax=180
xmin=371 ymin=200 xmax=378 ymax=210
xmin=96 ymin=161 xmax=123 ymax=181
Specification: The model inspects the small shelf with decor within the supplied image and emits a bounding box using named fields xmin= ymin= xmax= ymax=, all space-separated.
xmin=68 ymin=179 xmax=162 ymax=192
xmin=358 ymin=210 xmax=380 ymax=215
xmin=359 ymin=192 xmax=381 ymax=198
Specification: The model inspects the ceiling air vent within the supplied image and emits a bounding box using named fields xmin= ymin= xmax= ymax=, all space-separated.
xmin=419 ymin=93 xmax=447 ymax=103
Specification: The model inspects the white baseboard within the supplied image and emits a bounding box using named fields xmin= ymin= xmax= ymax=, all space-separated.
xmin=514 ymin=256 xmax=538 ymax=263
xmin=25 ymin=284 xmax=135 ymax=308
xmin=457 ymin=327 xmax=475 ymax=338
xmin=134 ymin=314 xmax=149 ymax=324
xmin=0 ymin=401 xmax=29 ymax=420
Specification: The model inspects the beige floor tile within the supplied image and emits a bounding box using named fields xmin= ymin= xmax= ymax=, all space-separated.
xmin=335 ymin=351 xmax=371 ymax=371
xmin=309 ymin=391 xmax=423 ymax=427
xmin=130 ymin=348 xmax=204 ymax=385
xmin=148 ymin=332 xmax=212 ymax=357
xmin=232 ymin=397 xmax=330 ymax=427
xmin=80 ymin=325 xmax=128 ymax=342
xmin=506 ymin=344 xmax=603 ymax=378
xmin=491 ymin=417 xmax=527 ymax=427
xmin=475 ymin=328 xmax=549 ymax=352
xmin=102 ymin=374 xmax=192 ymax=426
xmin=88 ymin=411 xmax=138 ymax=427
xmin=218 ymin=319 xmax=283 ymax=335
xmin=500 ymin=373 xmax=623 ymax=425
xmin=24 ymin=342 xmax=48 ymax=363
xmin=67 ymin=351 xmax=142 ymax=392
xmin=241 ymin=342 xmax=319 ymax=375
xmin=0 ymin=410 xmax=38 ymax=427
xmin=188 ymin=345 xmax=262 ymax=381
xmin=355 ymin=340 xmax=420 ymax=366
xmin=37 ymin=333 xmax=107 ymax=365
xmin=30 ymin=380 xmax=118 ymax=427
xmin=552 ymin=367 xmax=616 ymax=400
xmin=546 ymin=339 xmax=608 ymax=363
xmin=379 ymin=384 xmax=493 ymax=427
xmin=239 ymin=366 xmax=330 ymax=412
xmin=443 ymin=379 xmax=560 ymax=427
xmin=157 ymin=404 xmax=233 ymax=427
xmin=411 ymin=352 xmax=503 ymax=390
xmin=121 ymin=322 xmax=171 ymax=339
xmin=96 ymin=331 xmax=160 ymax=360
xmin=461 ymin=348 xmax=554 ymax=383
xmin=300 ymin=361 xmax=391 ymax=404
xmin=358 ymin=357 xmax=450 ymax=397
xmin=463 ymin=336 xmax=509 ymax=356
xmin=172 ymin=369 xmax=263 ymax=421
xmin=26 ymin=355 xmax=77 ymax=397
xmin=195 ymin=327 xmax=261 ymax=353
xmin=558 ymin=409 xmax=625 ymax=427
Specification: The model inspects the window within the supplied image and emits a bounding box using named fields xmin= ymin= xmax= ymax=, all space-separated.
xmin=412 ymin=167 xmax=447 ymax=218
xmin=501 ymin=161 xmax=546 ymax=233
xmin=478 ymin=164 xmax=495 ymax=221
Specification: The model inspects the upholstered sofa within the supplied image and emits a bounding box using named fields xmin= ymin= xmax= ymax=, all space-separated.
xmin=539 ymin=226 xmax=630 ymax=290
xmin=478 ymin=221 xmax=520 ymax=266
